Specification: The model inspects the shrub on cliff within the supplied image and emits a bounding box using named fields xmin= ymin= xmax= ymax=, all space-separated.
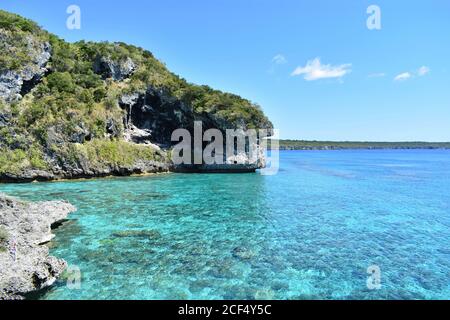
xmin=0 ymin=10 xmax=40 ymax=33
xmin=0 ymin=11 xmax=48 ymax=71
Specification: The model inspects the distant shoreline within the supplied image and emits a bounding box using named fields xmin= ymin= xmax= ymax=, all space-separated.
xmin=268 ymin=140 xmax=450 ymax=150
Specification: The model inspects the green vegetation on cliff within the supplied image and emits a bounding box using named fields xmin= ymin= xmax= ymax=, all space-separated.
xmin=0 ymin=10 xmax=272 ymax=179
xmin=0 ymin=10 xmax=46 ymax=71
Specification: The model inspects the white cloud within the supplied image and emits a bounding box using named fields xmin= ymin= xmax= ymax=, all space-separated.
xmin=418 ymin=66 xmax=430 ymax=76
xmin=291 ymin=58 xmax=351 ymax=81
xmin=272 ymin=54 xmax=287 ymax=65
xmin=368 ymin=73 xmax=386 ymax=78
xmin=394 ymin=72 xmax=412 ymax=81
xmin=394 ymin=66 xmax=430 ymax=81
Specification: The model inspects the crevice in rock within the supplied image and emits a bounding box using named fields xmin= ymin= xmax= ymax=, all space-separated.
xmin=50 ymin=219 xmax=69 ymax=230
xmin=119 ymin=88 xmax=194 ymax=146
xmin=19 ymin=68 xmax=51 ymax=97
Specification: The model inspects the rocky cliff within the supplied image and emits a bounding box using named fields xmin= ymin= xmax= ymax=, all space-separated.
xmin=0 ymin=10 xmax=273 ymax=182
xmin=0 ymin=194 xmax=76 ymax=299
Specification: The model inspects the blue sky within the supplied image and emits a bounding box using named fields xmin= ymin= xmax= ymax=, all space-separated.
xmin=1 ymin=0 xmax=450 ymax=141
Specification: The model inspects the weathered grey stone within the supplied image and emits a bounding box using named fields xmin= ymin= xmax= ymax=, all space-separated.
xmin=0 ymin=169 xmax=55 ymax=183
xmin=106 ymin=118 xmax=121 ymax=138
xmin=120 ymin=87 xmax=194 ymax=146
xmin=0 ymin=38 xmax=51 ymax=103
xmin=123 ymin=125 xmax=153 ymax=144
xmin=93 ymin=55 xmax=135 ymax=81
xmin=118 ymin=86 xmax=268 ymax=172
xmin=0 ymin=71 xmax=22 ymax=102
xmin=0 ymin=194 xmax=76 ymax=300
xmin=45 ymin=125 xmax=66 ymax=146
xmin=68 ymin=123 xmax=92 ymax=143
xmin=0 ymin=111 xmax=11 ymax=127
xmin=120 ymin=92 xmax=140 ymax=106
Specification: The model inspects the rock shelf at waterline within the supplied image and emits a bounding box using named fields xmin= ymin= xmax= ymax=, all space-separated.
xmin=0 ymin=193 xmax=76 ymax=300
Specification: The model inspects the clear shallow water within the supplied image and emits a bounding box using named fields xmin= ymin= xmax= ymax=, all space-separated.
xmin=1 ymin=150 xmax=450 ymax=300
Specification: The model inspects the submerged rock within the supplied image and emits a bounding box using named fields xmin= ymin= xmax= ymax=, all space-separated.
xmin=0 ymin=194 xmax=76 ymax=300
xmin=111 ymin=229 xmax=162 ymax=240
xmin=232 ymin=246 xmax=256 ymax=260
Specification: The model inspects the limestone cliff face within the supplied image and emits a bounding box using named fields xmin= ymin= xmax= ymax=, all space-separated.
xmin=0 ymin=29 xmax=51 ymax=102
xmin=119 ymin=88 xmax=194 ymax=146
xmin=0 ymin=194 xmax=76 ymax=300
xmin=93 ymin=55 xmax=136 ymax=81
xmin=119 ymin=87 xmax=271 ymax=172
xmin=0 ymin=10 xmax=273 ymax=181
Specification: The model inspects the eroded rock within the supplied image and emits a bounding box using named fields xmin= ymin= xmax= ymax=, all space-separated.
xmin=0 ymin=33 xmax=51 ymax=103
xmin=232 ymin=246 xmax=256 ymax=260
xmin=0 ymin=194 xmax=76 ymax=300
xmin=93 ymin=55 xmax=135 ymax=81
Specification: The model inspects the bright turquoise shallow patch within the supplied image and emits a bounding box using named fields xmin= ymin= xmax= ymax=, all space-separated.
xmin=1 ymin=150 xmax=450 ymax=299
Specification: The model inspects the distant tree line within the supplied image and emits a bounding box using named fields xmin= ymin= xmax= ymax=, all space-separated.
xmin=268 ymin=140 xmax=450 ymax=150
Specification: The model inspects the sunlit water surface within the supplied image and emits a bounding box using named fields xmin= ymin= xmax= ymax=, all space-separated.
xmin=1 ymin=150 xmax=449 ymax=299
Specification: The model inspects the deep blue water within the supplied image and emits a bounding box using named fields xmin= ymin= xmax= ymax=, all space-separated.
xmin=1 ymin=150 xmax=449 ymax=299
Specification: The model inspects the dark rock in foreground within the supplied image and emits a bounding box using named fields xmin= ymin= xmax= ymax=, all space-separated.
xmin=0 ymin=194 xmax=76 ymax=300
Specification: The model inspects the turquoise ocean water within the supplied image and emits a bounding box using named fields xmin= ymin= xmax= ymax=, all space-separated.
xmin=1 ymin=150 xmax=449 ymax=299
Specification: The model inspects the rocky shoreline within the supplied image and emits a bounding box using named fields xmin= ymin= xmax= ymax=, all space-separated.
xmin=0 ymin=161 xmax=171 ymax=183
xmin=0 ymin=194 xmax=76 ymax=300
xmin=0 ymin=160 xmax=263 ymax=183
